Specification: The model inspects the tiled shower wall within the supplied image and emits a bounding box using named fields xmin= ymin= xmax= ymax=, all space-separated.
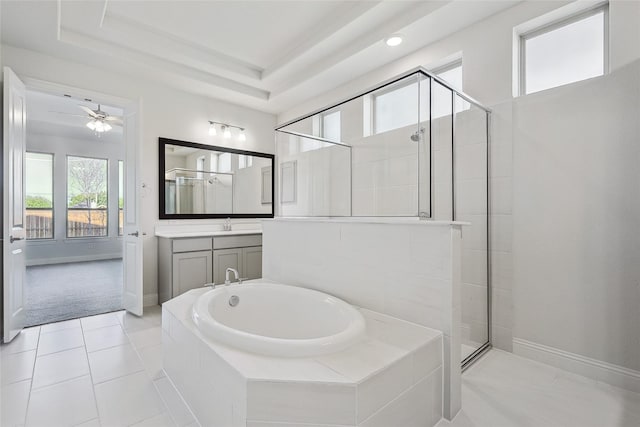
xmin=488 ymin=101 xmax=514 ymax=352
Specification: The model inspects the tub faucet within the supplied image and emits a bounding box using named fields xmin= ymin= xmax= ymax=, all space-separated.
xmin=225 ymin=268 xmax=239 ymax=285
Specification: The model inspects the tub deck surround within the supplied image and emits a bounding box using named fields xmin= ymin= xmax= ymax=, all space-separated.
xmin=262 ymin=218 xmax=464 ymax=420
xmin=162 ymin=287 xmax=444 ymax=427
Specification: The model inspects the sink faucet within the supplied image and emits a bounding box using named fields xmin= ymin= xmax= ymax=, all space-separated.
xmin=225 ymin=268 xmax=240 ymax=285
xmin=224 ymin=217 xmax=232 ymax=231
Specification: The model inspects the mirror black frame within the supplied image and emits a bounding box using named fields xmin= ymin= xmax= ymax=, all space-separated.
xmin=158 ymin=137 xmax=275 ymax=219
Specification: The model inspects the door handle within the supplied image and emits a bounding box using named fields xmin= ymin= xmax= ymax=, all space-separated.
xmin=9 ymin=236 xmax=23 ymax=243
xmin=128 ymin=232 xmax=139 ymax=237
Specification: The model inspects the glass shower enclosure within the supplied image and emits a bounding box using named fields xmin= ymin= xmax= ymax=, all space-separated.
xmin=275 ymin=68 xmax=491 ymax=368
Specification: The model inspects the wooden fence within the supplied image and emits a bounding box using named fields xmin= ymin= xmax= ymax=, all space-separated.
xmin=26 ymin=208 xmax=109 ymax=239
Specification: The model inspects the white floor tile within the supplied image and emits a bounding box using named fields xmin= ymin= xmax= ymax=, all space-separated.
xmin=0 ymin=327 xmax=40 ymax=355
xmin=118 ymin=312 xmax=157 ymax=333
xmin=1 ymin=379 xmax=31 ymax=426
xmin=154 ymin=377 xmax=196 ymax=427
xmin=1 ymin=350 xmax=36 ymax=385
xmin=32 ymin=347 xmax=90 ymax=389
xmin=88 ymin=343 xmax=144 ymax=384
xmin=94 ymin=371 xmax=167 ymax=426
xmin=138 ymin=343 xmax=165 ymax=380
xmin=128 ymin=326 xmax=162 ymax=350
xmin=26 ymin=375 xmax=98 ymax=427
xmin=81 ymin=312 xmax=121 ymax=332
xmin=131 ymin=413 xmax=176 ymax=427
xmin=74 ymin=418 xmax=101 ymax=427
xmin=83 ymin=324 xmax=129 ymax=353
xmin=37 ymin=327 xmax=85 ymax=356
xmin=439 ymin=350 xmax=640 ymax=427
xmin=40 ymin=319 xmax=81 ymax=334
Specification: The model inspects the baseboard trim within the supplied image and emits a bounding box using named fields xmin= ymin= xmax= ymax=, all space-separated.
xmin=27 ymin=254 xmax=122 ymax=266
xmin=144 ymin=293 xmax=159 ymax=307
xmin=513 ymin=338 xmax=640 ymax=393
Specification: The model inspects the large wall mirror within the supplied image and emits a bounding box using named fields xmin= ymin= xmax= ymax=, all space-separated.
xmin=159 ymin=138 xmax=274 ymax=219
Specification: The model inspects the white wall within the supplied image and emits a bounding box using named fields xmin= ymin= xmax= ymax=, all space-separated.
xmin=512 ymin=61 xmax=640 ymax=374
xmin=25 ymin=131 xmax=124 ymax=265
xmin=2 ymin=45 xmax=277 ymax=301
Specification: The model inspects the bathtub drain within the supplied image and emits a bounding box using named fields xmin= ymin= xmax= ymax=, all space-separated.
xmin=229 ymin=295 xmax=240 ymax=307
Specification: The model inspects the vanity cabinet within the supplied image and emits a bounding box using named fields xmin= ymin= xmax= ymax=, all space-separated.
xmin=158 ymin=233 xmax=262 ymax=303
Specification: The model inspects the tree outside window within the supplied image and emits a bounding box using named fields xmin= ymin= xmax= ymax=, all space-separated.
xmin=67 ymin=156 xmax=108 ymax=237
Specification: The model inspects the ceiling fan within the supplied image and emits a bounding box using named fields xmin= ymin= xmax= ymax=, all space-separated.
xmin=79 ymin=104 xmax=122 ymax=133
xmin=52 ymin=104 xmax=123 ymax=134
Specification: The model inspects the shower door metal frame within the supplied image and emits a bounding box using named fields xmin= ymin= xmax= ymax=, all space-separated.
xmin=275 ymin=67 xmax=493 ymax=369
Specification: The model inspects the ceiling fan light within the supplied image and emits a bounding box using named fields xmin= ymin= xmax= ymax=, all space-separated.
xmin=238 ymin=129 xmax=246 ymax=141
xmin=208 ymin=122 xmax=217 ymax=136
xmin=86 ymin=120 xmax=97 ymax=131
xmin=102 ymin=122 xmax=112 ymax=132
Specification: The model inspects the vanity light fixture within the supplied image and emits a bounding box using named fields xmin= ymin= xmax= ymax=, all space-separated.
xmin=223 ymin=125 xmax=231 ymax=139
xmin=208 ymin=120 xmax=246 ymax=141
xmin=385 ymin=34 xmax=403 ymax=47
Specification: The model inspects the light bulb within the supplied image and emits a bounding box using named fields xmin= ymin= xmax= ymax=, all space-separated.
xmin=86 ymin=120 xmax=96 ymax=131
xmin=208 ymin=123 xmax=217 ymax=136
xmin=385 ymin=34 xmax=403 ymax=47
xmin=238 ymin=129 xmax=246 ymax=141
xmin=223 ymin=126 xmax=231 ymax=139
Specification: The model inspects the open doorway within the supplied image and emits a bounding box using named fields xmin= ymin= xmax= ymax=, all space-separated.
xmin=23 ymin=89 xmax=125 ymax=326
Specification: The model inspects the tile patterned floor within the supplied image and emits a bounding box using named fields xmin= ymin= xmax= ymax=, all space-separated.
xmin=0 ymin=306 xmax=197 ymax=427
xmin=439 ymin=349 xmax=640 ymax=427
xmin=4 ymin=307 xmax=640 ymax=427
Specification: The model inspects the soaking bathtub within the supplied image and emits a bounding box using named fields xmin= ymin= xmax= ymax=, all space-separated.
xmin=191 ymin=282 xmax=366 ymax=357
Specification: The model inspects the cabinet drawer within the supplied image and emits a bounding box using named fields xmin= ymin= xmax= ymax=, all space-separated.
xmin=172 ymin=237 xmax=212 ymax=253
xmin=213 ymin=234 xmax=262 ymax=249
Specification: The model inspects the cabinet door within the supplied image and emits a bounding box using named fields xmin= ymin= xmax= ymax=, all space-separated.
xmin=213 ymin=248 xmax=243 ymax=285
xmin=172 ymin=250 xmax=212 ymax=296
xmin=243 ymin=246 xmax=263 ymax=280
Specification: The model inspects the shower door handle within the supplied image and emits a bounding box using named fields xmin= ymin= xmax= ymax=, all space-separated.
xmin=9 ymin=236 xmax=23 ymax=243
xmin=128 ymin=231 xmax=139 ymax=237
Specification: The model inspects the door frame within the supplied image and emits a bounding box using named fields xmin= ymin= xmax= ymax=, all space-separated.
xmin=19 ymin=76 xmax=143 ymax=311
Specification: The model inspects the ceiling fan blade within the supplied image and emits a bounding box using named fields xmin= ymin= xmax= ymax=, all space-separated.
xmin=49 ymin=111 xmax=91 ymax=118
xmin=104 ymin=115 xmax=123 ymax=122
xmin=79 ymin=105 xmax=98 ymax=118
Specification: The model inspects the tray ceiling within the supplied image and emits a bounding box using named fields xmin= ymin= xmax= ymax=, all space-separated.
xmin=2 ymin=0 xmax=518 ymax=114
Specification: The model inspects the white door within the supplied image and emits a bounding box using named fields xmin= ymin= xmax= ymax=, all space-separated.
xmin=122 ymin=100 xmax=143 ymax=316
xmin=3 ymin=67 xmax=27 ymax=342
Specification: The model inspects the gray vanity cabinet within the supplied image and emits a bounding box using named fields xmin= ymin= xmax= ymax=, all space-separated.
xmin=172 ymin=250 xmax=213 ymax=296
xmin=158 ymin=233 xmax=262 ymax=303
xmin=243 ymin=246 xmax=263 ymax=280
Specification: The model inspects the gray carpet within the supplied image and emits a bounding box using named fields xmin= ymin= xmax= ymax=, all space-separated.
xmin=25 ymin=259 xmax=123 ymax=327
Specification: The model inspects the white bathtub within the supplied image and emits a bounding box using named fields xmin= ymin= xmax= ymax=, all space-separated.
xmin=191 ymin=282 xmax=366 ymax=357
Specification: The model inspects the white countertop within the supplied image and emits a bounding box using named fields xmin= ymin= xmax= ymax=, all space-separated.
xmin=155 ymin=229 xmax=262 ymax=238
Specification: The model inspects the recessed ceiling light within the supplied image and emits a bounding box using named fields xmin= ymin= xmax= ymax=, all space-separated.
xmin=385 ymin=34 xmax=403 ymax=47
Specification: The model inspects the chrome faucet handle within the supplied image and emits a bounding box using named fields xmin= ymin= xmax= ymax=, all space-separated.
xmin=238 ymin=277 xmax=249 ymax=285
xmin=203 ymin=282 xmax=217 ymax=289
